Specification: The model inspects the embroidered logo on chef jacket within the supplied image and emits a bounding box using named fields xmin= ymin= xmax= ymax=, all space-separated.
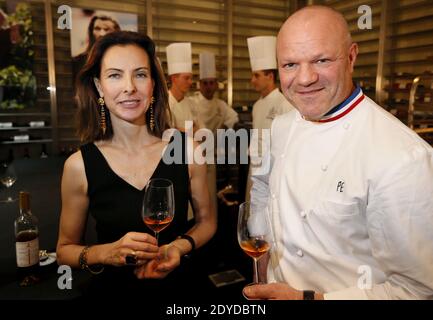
xmin=336 ymin=180 xmax=345 ymax=192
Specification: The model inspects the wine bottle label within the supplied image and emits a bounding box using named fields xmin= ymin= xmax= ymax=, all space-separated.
xmin=16 ymin=238 xmax=39 ymax=267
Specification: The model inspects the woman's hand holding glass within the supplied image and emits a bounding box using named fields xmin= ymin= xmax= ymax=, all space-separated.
xmin=141 ymin=178 xmax=175 ymax=245
xmin=134 ymin=178 xmax=177 ymax=278
xmin=134 ymin=242 xmax=182 ymax=279
xmin=103 ymin=232 xmax=159 ymax=267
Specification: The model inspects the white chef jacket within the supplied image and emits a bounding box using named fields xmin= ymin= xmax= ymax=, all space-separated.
xmin=168 ymin=91 xmax=200 ymax=131
xmin=251 ymin=88 xmax=294 ymax=148
xmin=246 ymin=88 xmax=294 ymax=202
xmin=192 ymin=92 xmax=239 ymax=133
xmin=191 ymin=92 xmax=238 ymax=214
xmin=251 ymin=90 xmax=433 ymax=300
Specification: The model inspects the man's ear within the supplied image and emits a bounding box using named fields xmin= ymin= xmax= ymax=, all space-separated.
xmin=93 ymin=77 xmax=103 ymax=97
xmin=170 ymin=74 xmax=178 ymax=85
xmin=348 ymin=42 xmax=358 ymax=73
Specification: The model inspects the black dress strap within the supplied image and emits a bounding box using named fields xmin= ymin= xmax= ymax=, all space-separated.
xmin=80 ymin=143 xmax=113 ymax=196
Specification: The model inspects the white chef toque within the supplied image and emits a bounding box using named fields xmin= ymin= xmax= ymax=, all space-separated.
xmin=199 ymin=52 xmax=216 ymax=79
xmin=247 ymin=36 xmax=277 ymax=72
xmin=166 ymin=42 xmax=192 ymax=75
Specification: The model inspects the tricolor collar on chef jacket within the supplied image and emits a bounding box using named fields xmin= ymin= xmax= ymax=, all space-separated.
xmin=315 ymin=85 xmax=365 ymax=123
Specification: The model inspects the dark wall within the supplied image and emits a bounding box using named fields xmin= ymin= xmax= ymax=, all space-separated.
xmin=0 ymin=156 xmax=96 ymax=285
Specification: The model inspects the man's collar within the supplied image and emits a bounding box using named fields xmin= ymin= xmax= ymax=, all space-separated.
xmin=315 ymin=85 xmax=365 ymax=123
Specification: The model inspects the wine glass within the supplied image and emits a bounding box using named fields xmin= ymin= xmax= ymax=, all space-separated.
xmin=237 ymin=201 xmax=272 ymax=296
xmin=141 ymin=178 xmax=175 ymax=245
xmin=0 ymin=162 xmax=18 ymax=203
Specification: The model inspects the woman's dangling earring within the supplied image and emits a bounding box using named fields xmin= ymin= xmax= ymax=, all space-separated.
xmin=149 ymin=96 xmax=155 ymax=132
xmin=98 ymin=97 xmax=106 ymax=135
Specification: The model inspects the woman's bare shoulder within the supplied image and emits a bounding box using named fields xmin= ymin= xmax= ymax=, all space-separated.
xmin=63 ymin=150 xmax=85 ymax=175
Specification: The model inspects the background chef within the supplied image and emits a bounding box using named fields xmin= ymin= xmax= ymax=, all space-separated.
xmin=166 ymin=42 xmax=201 ymax=132
xmin=245 ymin=35 xmax=294 ymax=202
xmin=192 ymin=51 xmax=239 ymax=212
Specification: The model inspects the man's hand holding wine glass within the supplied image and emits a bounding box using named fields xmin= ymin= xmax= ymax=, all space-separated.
xmin=238 ymin=201 xmax=273 ymax=298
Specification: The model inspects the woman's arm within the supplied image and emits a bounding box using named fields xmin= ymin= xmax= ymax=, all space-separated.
xmin=56 ymin=151 xmax=92 ymax=267
xmin=175 ymin=140 xmax=217 ymax=255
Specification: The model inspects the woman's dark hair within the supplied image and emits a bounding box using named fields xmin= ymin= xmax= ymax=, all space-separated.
xmin=85 ymin=15 xmax=120 ymax=54
xmin=75 ymin=31 xmax=171 ymax=142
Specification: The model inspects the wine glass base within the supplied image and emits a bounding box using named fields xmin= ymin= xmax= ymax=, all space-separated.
xmin=242 ymin=282 xmax=265 ymax=300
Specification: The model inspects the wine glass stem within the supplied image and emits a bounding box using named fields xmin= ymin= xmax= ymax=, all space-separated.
xmin=155 ymin=231 xmax=159 ymax=246
xmin=253 ymin=257 xmax=259 ymax=284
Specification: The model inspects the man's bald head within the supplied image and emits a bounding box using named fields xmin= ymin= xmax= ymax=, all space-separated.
xmin=278 ymin=5 xmax=352 ymax=50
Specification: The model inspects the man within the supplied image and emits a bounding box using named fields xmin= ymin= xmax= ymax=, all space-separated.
xmin=192 ymin=51 xmax=239 ymax=213
xmin=166 ymin=42 xmax=200 ymax=132
xmin=247 ymin=5 xmax=433 ymax=300
xmin=193 ymin=52 xmax=239 ymax=133
xmin=166 ymin=42 xmax=201 ymax=221
xmin=245 ymin=36 xmax=294 ymax=202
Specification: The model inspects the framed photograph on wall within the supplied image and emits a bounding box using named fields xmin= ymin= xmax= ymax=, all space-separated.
xmin=70 ymin=8 xmax=138 ymax=82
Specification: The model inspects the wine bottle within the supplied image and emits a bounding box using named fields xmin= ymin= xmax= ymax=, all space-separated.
xmin=15 ymin=191 xmax=40 ymax=286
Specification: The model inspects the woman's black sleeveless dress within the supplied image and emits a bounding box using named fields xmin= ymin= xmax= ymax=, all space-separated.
xmin=79 ymin=133 xmax=195 ymax=299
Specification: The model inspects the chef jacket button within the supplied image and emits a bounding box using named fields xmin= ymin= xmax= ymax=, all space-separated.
xmin=271 ymin=193 xmax=276 ymax=199
xmin=300 ymin=210 xmax=307 ymax=218
xmin=343 ymin=123 xmax=350 ymax=130
xmin=280 ymin=154 xmax=285 ymax=158
xmin=296 ymin=249 xmax=304 ymax=257
xmin=321 ymin=164 xmax=328 ymax=171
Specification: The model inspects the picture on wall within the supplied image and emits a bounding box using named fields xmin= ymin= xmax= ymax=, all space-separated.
xmin=70 ymin=8 xmax=138 ymax=81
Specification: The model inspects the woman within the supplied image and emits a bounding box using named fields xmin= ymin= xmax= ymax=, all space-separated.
xmin=57 ymin=31 xmax=216 ymax=296
xmin=72 ymin=15 xmax=120 ymax=84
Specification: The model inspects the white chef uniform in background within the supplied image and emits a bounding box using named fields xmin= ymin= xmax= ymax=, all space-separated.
xmin=192 ymin=51 xmax=239 ymax=214
xmin=166 ymin=42 xmax=200 ymax=131
xmin=245 ymin=36 xmax=294 ymax=203
xmin=166 ymin=42 xmax=201 ymax=220
xmin=193 ymin=52 xmax=238 ymax=134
